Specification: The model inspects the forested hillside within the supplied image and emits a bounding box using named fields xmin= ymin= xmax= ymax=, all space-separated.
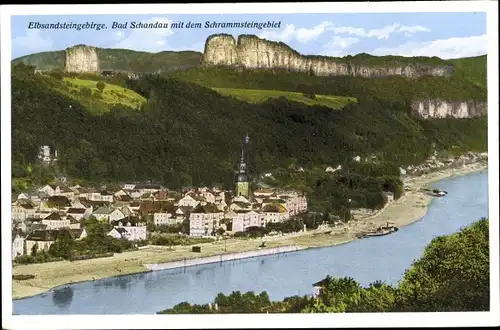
xmin=13 ymin=48 xmax=202 ymax=72
xmin=168 ymin=66 xmax=486 ymax=102
xmin=11 ymin=62 xmax=487 ymax=212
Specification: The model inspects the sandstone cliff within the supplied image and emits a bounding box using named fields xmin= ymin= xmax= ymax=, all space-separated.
xmin=201 ymin=34 xmax=453 ymax=79
xmin=411 ymin=100 xmax=487 ymax=119
xmin=65 ymin=45 xmax=100 ymax=73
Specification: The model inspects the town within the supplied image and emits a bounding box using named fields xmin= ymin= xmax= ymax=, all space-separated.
xmin=11 ymin=135 xmax=308 ymax=261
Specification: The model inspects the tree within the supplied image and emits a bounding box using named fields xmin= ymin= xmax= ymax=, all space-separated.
xmin=49 ymin=228 xmax=75 ymax=259
xmin=31 ymin=242 xmax=39 ymax=256
xmin=394 ymin=218 xmax=490 ymax=312
xmin=302 ymin=276 xmax=362 ymax=313
xmin=348 ymin=282 xmax=395 ymax=312
xmin=96 ymin=81 xmax=106 ymax=92
xmin=80 ymin=87 xmax=92 ymax=98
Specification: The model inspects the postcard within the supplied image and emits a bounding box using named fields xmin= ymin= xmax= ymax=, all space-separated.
xmin=1 ymin=2 xmax=499 ymax=329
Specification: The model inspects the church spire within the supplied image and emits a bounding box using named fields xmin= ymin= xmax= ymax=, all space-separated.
xmin=235 ymin=133 xmax=250 ymax=198
xmin=238 ymin=133 xmax=249 ymax=174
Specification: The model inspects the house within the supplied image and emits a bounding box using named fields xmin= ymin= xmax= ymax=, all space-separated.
xmin=11 ymin=201 xmax=36 ymax=222
xmin=68 ymin=215 xmax=82 ymax=229
xmin=382 ymin=192 xmax=394 ymax=203
xmin=92 ymin=207 xmax=125 ymax=223
xmin=200 ymin=190 xmax=216 ymax=204
xmin=127 ymin=189 xmax=142 ymax=199
xmin=178 ymin=195 xmax=199 ymax=208
xmin=121 ymin=183 xmax=137 ymax=190
xmin=120 ymin=205 xmax=134 ymax=217
xmin=38 ymin=184 xmax=59 ymax=196
xmin=46 ymin=195 xmax=71 ymax=209
xmin=114 ymin=189 xmax=130 ymax=197
xmin=57 ymin=186 xmax=76 ymax=200
xmin=71 ymin=199 xmax=88 ymax=209
xmin=232 ymin=210 xmax=265 ymax=233
xmin=99 ymin=191 xmax=114 ymax=203
xmin=189 ymin=203 xmax=224 ymax=237
xmin=232 ymin=195 xmax=250 ymax=204
xmin=134 ymin=183 xmax=163 ymax=196
xmin=41 ymin=212 xmax=71 ymax=229
xmin=280 ymin=194 xmax=307 ymax=216
xmin=228 ymin=202 xmax=252 ymax=212
xmin=66 ymin=207 xmax=88 ymax=221
xmin=25 ymin=229 xmax=60 ymax=255
xmin=175 ymin=206 xmax=193 ymax=222
xmin=12 ymin=233 xmax=25 ymax=259
xmin=69 ymin=228 xmax=87 ymax=240
xmin=262 ymin=203 xmax=289 ymax=224
xmin=108 ymin=217 xmax=147 ymax=241
xmin=14 ymin=221 xmax=27 ymax=233
xmin=312 ymin=277 xmax=331 ymax=297
xmin=114 ymin=193 xmax=133 ymax=205
xmin=153 ymin=211 xmax=174 ymax=226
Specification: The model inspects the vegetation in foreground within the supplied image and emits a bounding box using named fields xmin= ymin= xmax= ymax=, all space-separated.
xmin=158 ymin=217 xmax=490 ymax=313
xmin=212 ymin=87 xmax=356 ymax=110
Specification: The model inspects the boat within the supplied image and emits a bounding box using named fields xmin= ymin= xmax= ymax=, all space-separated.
xmin=362 ymin=222 xmax=399 ymax=238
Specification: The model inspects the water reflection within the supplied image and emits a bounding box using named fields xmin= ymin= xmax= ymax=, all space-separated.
xmin=52 ymin=286 xmax=74 ymax=309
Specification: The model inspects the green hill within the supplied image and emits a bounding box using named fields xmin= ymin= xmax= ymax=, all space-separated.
xmin=12 ymin=64 xmax=487 ymax=191
xmin=12 ymin=48 xmax=202 ymax=72
xmin=212 ymin=87 xmax=356 ymax=110
xmin=448 ymin=55 xmax=487 ymax=88
xmin=169 ymin=66 xmax=486 ymax=103
xmin=61 ymin=77 xmax=146 ymax=112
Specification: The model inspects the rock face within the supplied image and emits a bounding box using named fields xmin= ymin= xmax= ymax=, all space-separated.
xmin=201 ymin=34 xmax=453 ymax=79
xmin=411 ymin=100 xmax=487 ymax=119
xmin=65 ymin=45 xmax=100 ymax=73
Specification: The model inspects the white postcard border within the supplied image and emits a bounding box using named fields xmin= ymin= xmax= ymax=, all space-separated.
xmin=1 ymin=1 xmax=499 ymax=329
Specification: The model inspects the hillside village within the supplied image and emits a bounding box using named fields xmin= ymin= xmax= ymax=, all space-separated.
xmin=11 ymin=138 xmax=488 ymax=262
xmin=11 ymin=182 xmax=307 ymax=260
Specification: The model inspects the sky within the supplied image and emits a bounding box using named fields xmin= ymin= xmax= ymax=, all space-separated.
xmin=10 ymin=12 xmax=487 ymax=60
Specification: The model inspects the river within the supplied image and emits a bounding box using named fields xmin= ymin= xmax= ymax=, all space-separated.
xmin=13 ymin=170 xmax=489 ymax=315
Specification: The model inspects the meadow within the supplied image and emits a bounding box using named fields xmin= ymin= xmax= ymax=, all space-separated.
xmin=212 ymin=87 xmax=356 ymax=110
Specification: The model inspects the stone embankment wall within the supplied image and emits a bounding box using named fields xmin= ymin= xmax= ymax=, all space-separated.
xmin=145 ymin=245 xmax=304 ymax=271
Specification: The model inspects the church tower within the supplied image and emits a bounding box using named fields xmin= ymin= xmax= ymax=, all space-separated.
xmin=235 ymin=133 xmax=250 ymax=198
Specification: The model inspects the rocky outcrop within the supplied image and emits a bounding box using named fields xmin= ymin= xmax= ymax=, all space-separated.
xmin=411 ymin=100 xmax=487 ymax=119
xmin=65 ymin=45 xmax=99 ymax=73
xmin=201 ymin=34 xmax=453 ymax=79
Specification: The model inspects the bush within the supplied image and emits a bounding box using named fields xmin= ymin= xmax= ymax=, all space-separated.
xmin=96 ymin=81 xmax=106 ymax=91
xmin=303 ymin=92 xmax=316 ymax=99
xmin=12 ymin=274 xmax=36 ymax=280
xmin=69 ymin=252 xmax=114 ymax=261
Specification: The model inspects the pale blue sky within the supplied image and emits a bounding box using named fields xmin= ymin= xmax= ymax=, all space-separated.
xmin=11 ymin=12 xmax=487 ymax=60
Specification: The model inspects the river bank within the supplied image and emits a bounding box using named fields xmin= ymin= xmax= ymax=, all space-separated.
xmin=12 ymin=161 xmax=488 ymax=300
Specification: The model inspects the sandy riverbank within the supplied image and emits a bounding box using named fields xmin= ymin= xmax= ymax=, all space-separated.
xmin=12 ymin=162 xmax=487 ymax=300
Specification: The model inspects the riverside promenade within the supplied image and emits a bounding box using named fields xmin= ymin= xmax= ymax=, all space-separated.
xmin=145 ymin=245 xmax=305 ymax=271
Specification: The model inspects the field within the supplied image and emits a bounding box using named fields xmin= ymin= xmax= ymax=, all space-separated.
xmin=212 ymin=87 xmax=356 ymax=110
xmin=63 ymin=77 xmax=146 ymax=111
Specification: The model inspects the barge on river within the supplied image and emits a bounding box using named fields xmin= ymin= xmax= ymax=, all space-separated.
xmin=356 ymin=222 xmax=399 ymax=239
